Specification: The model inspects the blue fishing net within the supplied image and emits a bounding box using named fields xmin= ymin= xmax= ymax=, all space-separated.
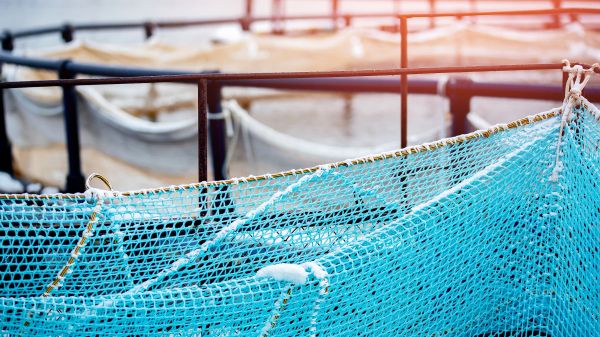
xmin=1 ymin=99 xmax=598 ymax=336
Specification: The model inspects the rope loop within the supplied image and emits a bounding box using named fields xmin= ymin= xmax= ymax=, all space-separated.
xmin=564 ymin=62 xmax=596 ymax=103
xmin=585 ymin=62 xmax=600 ymax=75
xmin=561 ymin=61 xmax=596 ymax=108
xmin=551 ymin=61 xmax=599 ymax=182
xmin=85 ymin=173 xmax=113 ymax=191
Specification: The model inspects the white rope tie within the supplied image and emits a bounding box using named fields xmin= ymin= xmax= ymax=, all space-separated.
xmin=257 ymin=262 xmax=329 ymax=337
xmin=303 ymin=262 xmax=329 ymax=337
xmin=550 ymin=61 xmax=598 ymax=182
xmin=206 ymin=110 xmax=229 ymax=120
xmin=436 ymin=76 xmax=449 ymax=96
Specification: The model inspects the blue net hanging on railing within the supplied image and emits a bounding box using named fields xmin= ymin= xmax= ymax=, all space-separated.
xmin=1 ymin=72 xmax=599 ymax=336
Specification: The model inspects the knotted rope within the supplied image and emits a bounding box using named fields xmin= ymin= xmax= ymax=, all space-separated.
xmin=550 ymin=60 xmax=599 ymax=182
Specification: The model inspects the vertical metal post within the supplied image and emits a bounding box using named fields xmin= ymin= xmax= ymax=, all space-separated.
xmin=61 ymin=24 xmax=74 ymax=43
xmin=1 ymin=30 xmax=14 ymax=52
xmin=197 ymin=80 xmax=208 ymax=183
xmin=447 ymin=77 xmax=473 ymax=136
xmin=242 ymin=0 xmax=253 ymax=31
xmin=58 ymin=61 xmax=85 ymax=192
xmin=0 ymin=63 xmax=13 ymax=175
xmin=344 ymin=15 xmax=352 ymax=28
xmin=552 ymin=0 xmax=562 ymax=29
xmin=400 ymin=16 xmax=408 ymax=148
xmin=207 ymin=81 xmax=234 ymax=215
xmin=272 ymin=0 xmax=284 ymax=35
xmin=207 ymin=81 xmax=227 ymax=181
xmin=245 ymin=0 xmax=254 ymax=19
xmin=332 ymin=0 xmax=339 ymax=31
xmin=196 ymin=80 xmax=209 ymax=218
xmin=428 ymin=0 xmax=436 ymax=29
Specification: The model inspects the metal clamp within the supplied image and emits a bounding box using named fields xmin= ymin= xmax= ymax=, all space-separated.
xmin=1 ymin=30 xmax=14 ymax=51
xmin=61 ymin=23 xmax=74 ymax=43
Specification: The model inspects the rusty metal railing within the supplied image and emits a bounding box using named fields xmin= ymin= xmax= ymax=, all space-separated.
xmin=1 ymin=7 xmax=600 ymax=191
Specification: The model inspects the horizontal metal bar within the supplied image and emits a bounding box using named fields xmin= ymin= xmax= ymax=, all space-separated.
xmin=0 ymin=52 xmax=64 ymax=71
xmin=0 ymin=52 xmax=217 ymax=76
xmin=337 ymin=0 xmax=599 ymax=2
xmin=251 ymin=7 xmax=600 ymax=21
xmin=4 ymin=62 xmax=597 ymax=101
xmin=220 ymin=78 xmax=437 ymax=94
xmin=74 ymin=22 xmax=150 ymax=31
xmin=87 ymin=8 xmax=600 ymax=27
xmin=6 ymin=7 xmax=600 ymax=42
xmin=155 ymin=18 xmax=242 ymax=28
xmin=65 ymin=61 xmax=217 ymax=77
xmin=0 ymin=63 xmax=569 ymax=89
xmin=220 ymin=78 xmax=600 ymax=103
xmin=461 ymin=81 xmax=600 ymax=101
xmin=54 ymin=17 xmax=252 ymax=33
xmin=400 ymin=7 xmax=600 ymax=18
xmin=11 ymin=26 xmax=62 ymax=38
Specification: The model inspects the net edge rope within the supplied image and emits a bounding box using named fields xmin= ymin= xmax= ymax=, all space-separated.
xmin=0 ymin=106 xmax=563 ymax=200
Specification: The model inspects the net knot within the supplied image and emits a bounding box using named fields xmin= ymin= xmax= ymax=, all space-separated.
xmin=551 ymin=62 xmax=598 ymax=181
xmin=562 ymin=62 xmax=594 ymax=103
xmin=84 ymin=173 xmax=120 ymax=200
xmin=569 ymin=87 xmax=582 ymax=99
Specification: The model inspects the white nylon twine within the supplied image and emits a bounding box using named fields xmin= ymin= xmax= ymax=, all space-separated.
xmin=550 ymin=60 xmax=599 ymax=182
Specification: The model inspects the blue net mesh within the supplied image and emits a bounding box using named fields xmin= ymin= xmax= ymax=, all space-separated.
xmin=1 ymin=100 xmax=599 ymax=336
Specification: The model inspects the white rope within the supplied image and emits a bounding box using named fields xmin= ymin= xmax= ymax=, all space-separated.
xmin=79 ymin=87 xmax=198 ymax=141
xmin=302 ymin=262 xmax=329 ymax=337
xmin=550 ymin=61 xmax=599 ymax=182
xmin=256 ymin=262 xmax=329 ymax=337
xmin=224 ymin=100 xmax=398 ymax=160
xmin=207 ymin=111 xmax=229 ymax=120
xmin=436 ymin=76 xmax=449 ymax=96
xmin=4 ymin=65 xmax=62 ymax=116
xmin=124 ymin=167 xmax=333 ymax=295
xmin=7 ymin=86 xmax=63 ymax=117
xmin=223 ymin=109 xmax=242 ymax=174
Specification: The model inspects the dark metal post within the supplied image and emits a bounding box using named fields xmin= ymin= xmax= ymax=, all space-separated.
xmin=58 ymin=61 xmax=85 ymax=192
xmin=0 ymin=63 xmax=13 ymax=175
xmin=196 ymin=80 xmax=209 ymax=218
xmin=198 ymin=80 xmax=208 ymax=182
xmin=207 ymin=81 xmax=234 ymax=215
xmin=245 ymin=0 xmax=254 ymax=20
xmin=446 ymin=77 xmax=473 ymax=136
xmin=61 ymin=24 xmax=74 ymax=43
xmin=332 ymin=0 xmax=339 ymax=31
xmin=1 ymin=30 xmax=14 ymax=52
xmin=272 ymin=0 xmax=284 ymax=35
xmin=551 ymin=0 xmax=562 ymax=29
xmin=470 ymin=0 xmax=477 ymax=24
xmin=400 ymin=16 xmax=408 ymax=148
xmin=344 ymin=15 xmax=352 ymax=28
xmin=207 ymin=81 xmax=227 ymax=181
xmin=241 ymin=0 xmax=253 ymax=31
xmin=144 ymin=22 xmax=155 ymax=40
